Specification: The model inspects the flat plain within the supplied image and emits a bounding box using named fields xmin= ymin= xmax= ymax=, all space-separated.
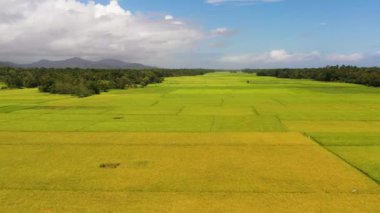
xmin=0 ymin=72 xmax=379 ymax=212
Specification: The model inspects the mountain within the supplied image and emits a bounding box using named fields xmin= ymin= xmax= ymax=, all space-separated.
xmin=0 ymin=57 xmax=151 ymax=69
xmin=0 ymin=61 xmax=17 ymax=67
xmin=96 ymin=59 xmax=149 ymax=69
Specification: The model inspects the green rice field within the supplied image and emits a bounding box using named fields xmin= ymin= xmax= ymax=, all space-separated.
xmin=0 ymin=72 xmax=379 ymax=212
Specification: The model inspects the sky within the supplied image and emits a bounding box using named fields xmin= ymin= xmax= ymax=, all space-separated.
xmin=0 ymin=0 xmax=380 ymax=68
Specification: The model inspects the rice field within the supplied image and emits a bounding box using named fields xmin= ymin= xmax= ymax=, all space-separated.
xmin=0 ymin=72 xmax=379 ymax=212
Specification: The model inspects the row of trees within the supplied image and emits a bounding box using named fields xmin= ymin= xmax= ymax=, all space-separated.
xmin=244 ymin=65 xmax=380 ymax=87
xmin=0 ymin=67 xmax=213 ymax=97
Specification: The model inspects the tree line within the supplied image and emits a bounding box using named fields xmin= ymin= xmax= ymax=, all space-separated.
xmin=0 ymin=67 xmax=214 ymax=97
xmin=243 ymin=65 xmax=380 ymax=87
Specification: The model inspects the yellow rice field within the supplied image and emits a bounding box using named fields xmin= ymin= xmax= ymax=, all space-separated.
xmin=0 ymin=73 xmax=379 ymax=212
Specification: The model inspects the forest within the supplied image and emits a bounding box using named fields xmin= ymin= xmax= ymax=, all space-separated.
xmin=244 ymin=65 xmax=380 ymax=87
xmin=2 ymin=66 xmax=379 ymax=98
xmin=0 ymin=67 xmax=213 ymax=97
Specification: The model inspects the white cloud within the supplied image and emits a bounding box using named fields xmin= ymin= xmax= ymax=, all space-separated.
xmin=0 ymin=0 xmax=203 ymax=65
xmin=328 ymin=53 xmax=364 ymax=62
xmin=376 ymin=51 xmax=380 ymax=56
xmin=164 ymin=15 xmax=174 ymax=20
xmin=270 ymin=49 xmax=291 ymax=61
xmin=164 ymin=15 xmax=183 ymax=25
xmin=206 ymin=0 xmax=282 ymax=6
xmin=212 ymin=27 xmax=230 ymax=34
xmin=211 ymin=27 xmax=235 ymax=36
xmin=220 ymin=49 xmax=320 ymax=64
xmin=172 ymin=21 xmax=184 ymax=25
xmin=217 ymin=50 xmax=375 ymax=68
xmin=0 ymin=0 xmax=374 ymax=69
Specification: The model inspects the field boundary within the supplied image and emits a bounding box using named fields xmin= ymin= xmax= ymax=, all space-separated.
xmin=1 ymin=188 xmax=379 ymax=194
xmin=305 ymin=133 xmax=380 ymax=185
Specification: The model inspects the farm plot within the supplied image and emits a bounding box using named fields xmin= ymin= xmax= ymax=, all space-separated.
xmin=0 ymin=72 xmax=379 ymax=211
xmin=310 ymin=133 xmax=380 ymax=183
xmin=0 ymin=132 xmax=379 ymax=212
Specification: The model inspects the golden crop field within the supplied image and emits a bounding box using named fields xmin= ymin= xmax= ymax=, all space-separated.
xmin=0 ymin=72 xmax=379 ymax=212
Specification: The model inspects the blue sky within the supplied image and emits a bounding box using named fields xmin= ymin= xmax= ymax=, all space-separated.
xmin=1 ymin=0 xmax=380 ymax=68
xmin=119 ymin=0 xmax=380 ymax=53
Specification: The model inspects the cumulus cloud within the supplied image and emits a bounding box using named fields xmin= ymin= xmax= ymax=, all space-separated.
xmin=220 ymin=49 xmax=320 ymax=64
xmin=217 ymin=50 xmax=376 ymax=68
xmin=164 ymin=15 xmax=174 ymax=20
xmin=0 ymin=0 xmax=203 ymax=64
xmin=327 ymin=53 xmax=364 ymax=62
xmin=0 ymin=0 xmax=374 ymax=69
xmin=206 ymin=0 xmax=282 ymax=6
xmin=210 ymin=27 xmax=236 ymax=36
xmin=164 ymin=15 xmax=183 ymax=25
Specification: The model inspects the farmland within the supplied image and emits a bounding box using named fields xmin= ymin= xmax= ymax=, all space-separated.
xmin=0 ymin=72 xmax=379 ymax=212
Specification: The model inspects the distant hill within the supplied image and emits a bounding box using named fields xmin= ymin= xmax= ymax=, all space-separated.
xmin=0 ymin=57 xmax=151 ymax=69
xmin=0 ymin=61 xmax=17 ymax=67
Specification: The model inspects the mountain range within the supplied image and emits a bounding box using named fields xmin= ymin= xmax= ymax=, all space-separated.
xmin=0 ymin=57 xmax=151 ymax=69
